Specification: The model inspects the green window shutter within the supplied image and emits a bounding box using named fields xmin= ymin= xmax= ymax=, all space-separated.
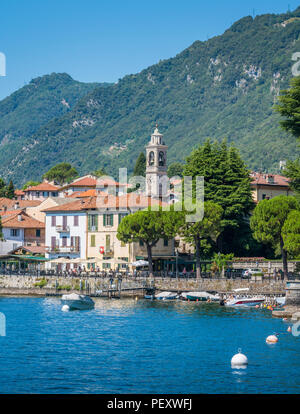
xmin=91 ymin=235 xmax=95 ymax=247
xmin=118 ymin=214 xmax=121 ymax=225
xmin=95 ymin=215 xmax=98 ymax=231
xmin=110 ymin=214 xmax=114 ymax=226
xmin=88 ymin=215 xmax=91 ymax=231
xmin=103 ymin=214 xmax=106 ymax=227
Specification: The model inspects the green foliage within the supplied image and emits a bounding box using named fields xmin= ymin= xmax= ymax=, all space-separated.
xmin=250 ymin=195 xmax=298 ymax=276
xmin=43 ymin=162 xmax=78 ymax=185
xmin=117 ymin=208 xmax=180 ymax=274
xmin=34 ymin=278 xmax=48 ymax=288
xmin=283 ymin=158 xmax=300 ymax=195
xmin=22 ymin=180 xmax=41 ymax=190
xmin=1 ymin=9 xmax=300 ymax=185
xmin=275 ymin=76 xmax=300 ymax=139
xmin=93 ymin=168 xmax=106 ymax=177
xmin=183 ymin=140 xmax=254 ymax=254
xmin=282 ymin=210 xmax=300 ymax=257
xmin=167 ymin=162 xmax=184 ymax=178
xmin=0 ymin=177 xmax=15 ymax=199
xmin=178 ymin=201 xmax=223 ymax=276
xmin=212 ymin=253 xmax=234 ymax=272
xmin=133 ymin=152 xmax=146 ymax=177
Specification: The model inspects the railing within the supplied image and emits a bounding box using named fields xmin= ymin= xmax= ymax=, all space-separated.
xmin=47 ymin=246 xmax=79 ymax=253
xmin=55 ymin=225 xmax=70 ymax=233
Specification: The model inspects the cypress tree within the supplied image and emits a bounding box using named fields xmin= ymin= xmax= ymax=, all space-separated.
xmin=133 ymin=152 xmax=146 ymax=177
xmin=6 ymin=180 xmax=15 ymax=199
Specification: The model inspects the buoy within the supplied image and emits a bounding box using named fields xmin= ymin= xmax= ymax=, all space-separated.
xmin=61 ymin=305 xmax=70 ymax=312
xmin=255 ymin=305 xmax=259 ymax=308
xmin=266 ymin=334 xmax=278 ymax=343
xmin=231 ymin=349 xmax=248 ymax=368
xmin=283 ymin=318 xmax=287 ymax=321
xmin=287 ymin=326 xmax=292 ymax=333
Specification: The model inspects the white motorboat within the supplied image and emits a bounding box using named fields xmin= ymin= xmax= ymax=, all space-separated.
xmin=181 ymin=291 xmax=220 ymax=302
xmin=225 ymin=296 xmax=265 ymax=307
xmin=61 ymin=293 xmax=95 ymax=310
xmin=155 ymin=291 xmax=178 ymax=300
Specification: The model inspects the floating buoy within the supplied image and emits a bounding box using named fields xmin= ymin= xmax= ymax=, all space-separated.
xmin=266 ymin=334 xmax=278 ymax=343
xmin=255 ymin=305 xmax=259 ymax=308
xmin=61 ymin=305 xmax=70 ymax=312
xmin=287 ymin=326 xmax=292 ymax=333
xmin=231 ymin=349 xmax=248 ymax=368
xmin=283 ymin=318 xmax=287 ymax=321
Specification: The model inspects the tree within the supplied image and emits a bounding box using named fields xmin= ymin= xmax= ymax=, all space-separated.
xmin=167 ymin=162 xmax=184 ymax=178
xmin=250 ymin=195 xmax=298 ymax=279
xmin=22 ymin=181 xmax=41 ymax=190
xmin=133 ymin=152 xmax=146 ymax=177
xmin=117 ymin=208 xmax=180 ymax=276
xmin=275 ymin=76 xmax=300 ymax=139
xmin=283 ymin=158 xmax=300 ymax=196
xmin=93 ymin=168 xmax=106 ymax=178
xmin=5 ymin=180 xmax=15 ymax=199
xmin=0 ymin=178 xmax=6 ymax=198
xmin=183 ymin=140 xmax=254 ymax=254
xmin=43 ymin=163 xmax=78 ymax=185
xmin=178 ymin=201 xmax=223 ymax=278
xmin=282 ymin=210 xmax=300 ymax=258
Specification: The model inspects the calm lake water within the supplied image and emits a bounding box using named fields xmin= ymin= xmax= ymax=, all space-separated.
xmin=0 ymin=296 xmax=299 ymax=394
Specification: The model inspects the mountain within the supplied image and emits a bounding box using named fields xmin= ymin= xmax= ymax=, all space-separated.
xmin=1 ymin=9 xmax=300 ymax=186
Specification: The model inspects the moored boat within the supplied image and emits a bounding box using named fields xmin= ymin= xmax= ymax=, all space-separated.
xmin=181 ymin=291 xmax=209 ymax=301
xmin=155 ymin=291 xmax=178 ymax=300
xmin=225 ymin=296 xmax=265 ymax=307
xmin=61 ymin=293 xmax=95 ymax=310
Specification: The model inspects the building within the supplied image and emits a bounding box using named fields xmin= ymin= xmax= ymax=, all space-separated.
xmin=146 ymin=126 xmax=168 ymax=198
xmin=43 ymin=199 xmax=89 ymax=264
xmin=250 ymin=172 xmax=293 ymax=202
xmin=23 ymin=182 xmax=60 ymax=200
xmin=0 ymin=211 xmax=45 ymax=255
xmin=58 ymin=175 xmax=128 ymax=197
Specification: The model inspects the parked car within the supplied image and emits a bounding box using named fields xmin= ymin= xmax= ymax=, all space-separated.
xmin=242 ymin=268 xmax=262 ymax=278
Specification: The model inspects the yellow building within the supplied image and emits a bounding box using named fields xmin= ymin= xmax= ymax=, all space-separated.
xmin=250 ymin=172 xmax=293 ymax=203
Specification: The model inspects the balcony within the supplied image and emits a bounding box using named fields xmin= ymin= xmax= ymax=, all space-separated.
xmin=47 ymin=245 xmax=79 ymax=254
xmin=105 ymin=247 xmax=114 ymax=255
xmin=56 ymin=225 xmax=70 ymax=233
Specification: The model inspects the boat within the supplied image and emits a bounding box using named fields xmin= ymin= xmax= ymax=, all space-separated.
xmin=61 ymin=293 xmax=95 ymax=310
xmin=155 ymin=291 xmax=178 ymax=300
xmin=181 ymin=291 xmax=210 ymax=301
xmin=225 ymin=296 xmax=265 ymax=307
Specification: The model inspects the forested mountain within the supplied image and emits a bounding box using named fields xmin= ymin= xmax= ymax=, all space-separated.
xmin=1 ymin=8 xmax=300 ymax=186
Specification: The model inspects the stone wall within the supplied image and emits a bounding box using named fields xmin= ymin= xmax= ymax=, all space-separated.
xmin=0 ymin=274 xmax=286 ymax=296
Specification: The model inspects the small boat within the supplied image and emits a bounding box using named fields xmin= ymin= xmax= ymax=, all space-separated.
xmin=155 ymin=291 xmax=178 ymax=300
xmin=225 ymin=296 xmax=265 ymax=307
xmin=61 ymin=293 xmax=95 ymax=310
xmin=181 ymin=291 xmax=210 ymax=301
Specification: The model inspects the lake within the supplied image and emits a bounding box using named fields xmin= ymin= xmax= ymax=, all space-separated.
xmin=0 ymin=296 xmax=299 ymax=394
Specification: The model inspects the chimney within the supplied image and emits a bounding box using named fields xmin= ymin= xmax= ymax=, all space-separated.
xmin=14 ymin=202 xmax=19 ymax=210
xmin=18 ymin=214 xmax=22 ymax=222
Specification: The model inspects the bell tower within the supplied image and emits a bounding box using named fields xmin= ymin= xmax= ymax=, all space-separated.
xmin=146 ymin=125 xmax=168 ymax=198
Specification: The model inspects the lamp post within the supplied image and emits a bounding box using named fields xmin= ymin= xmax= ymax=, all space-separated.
xmin=176 ymin=248 xmax=179 ymax=279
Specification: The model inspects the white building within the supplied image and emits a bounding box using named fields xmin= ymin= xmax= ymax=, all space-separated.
xmin=43 ymin=199 xmax=88 ymax=265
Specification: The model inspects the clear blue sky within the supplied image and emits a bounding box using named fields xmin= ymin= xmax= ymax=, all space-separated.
xmin=0 ymin=0 xmax=298 ymax=99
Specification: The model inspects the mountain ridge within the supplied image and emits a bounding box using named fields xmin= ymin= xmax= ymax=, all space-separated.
xmin=1 ymin=8 xmax=300 ymax=186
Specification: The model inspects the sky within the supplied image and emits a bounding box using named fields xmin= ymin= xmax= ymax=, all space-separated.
xmin=0 ymin=0 xmax=298 ymax=99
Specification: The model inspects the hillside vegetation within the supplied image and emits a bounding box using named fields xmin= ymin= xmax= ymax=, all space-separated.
xmin=1 ymin=9 xmax=300 ymax=185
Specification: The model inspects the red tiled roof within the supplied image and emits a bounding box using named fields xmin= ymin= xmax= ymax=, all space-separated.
xmin=2 ymin=211 xmax=45 ymax=229
xmin=24 ymin=182 xmax=60 ymax=192
xmin=63 ymin=177 xmax=97 ymax=188
xmin=250 ymin=172 xmax=291 ymax=187
xmin=0 ymin=198 xmax=41 ymax=210
xmin=10 ymin=245 xmax=46 ymax=255
xmin=14 ymin=189 xmax=25 ymax=196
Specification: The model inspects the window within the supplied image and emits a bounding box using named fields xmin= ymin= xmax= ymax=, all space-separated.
xmin=164 ymin=238 xmax=168 ymax=246
xmin=10 ymin=229 xmax=19 ymax=237
xmin=148 ymin=151 xmax=155 ymax=166
xmin=262 ymin=194 xmax=266 ymax=200
xmin=103 ymin=214 xmax=113 ymax=227
xmin=74 ymin=215 xmax=79 ymax=226
xmin=88 ymin=214 xmax=98 ymax=231
xmin=90 ymin=235 xmax=96 ymax=247
xmin=51 ymin=216 xmax=56 ymax=227
xmin=139 ymin=240 xmax=144 ymax=247
xmin=159 ymin=151 xmax=165 ymax=166
xmin=36 ymin=229 xmax=41 ymax=238
xmin=105 ymin=235 xmax=111 ymax=251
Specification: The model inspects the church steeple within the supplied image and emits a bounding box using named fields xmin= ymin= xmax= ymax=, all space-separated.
xmin=145 ymin=125 xmax=168 ymax=198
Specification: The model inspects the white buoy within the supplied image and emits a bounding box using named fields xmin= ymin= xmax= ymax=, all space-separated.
xmin=231 ymin=349 xmax=248 ymax=368
xmin=61 ymin=305 xmax=70 ymax=312
xmin=287 ymin=326 xmax=292 ymax=333
xmin=266 ymin=334 xmax=278 ymax=343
